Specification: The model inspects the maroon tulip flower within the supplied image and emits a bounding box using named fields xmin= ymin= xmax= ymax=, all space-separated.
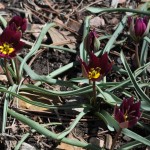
xmin=84 ymin=29 xmax=100 ymax=52
xmin=128 ymin=16 xmax=150 ymax=42
xmin=0 ymin=26 xmax=25 ymax=58
xmin=80 ymin=52 xmax=112 ymax=81
xmin=135 ymin=18 xmax=147 ymax=36
xmin=8 ymin=16 xmax=27 ymax=33
xmin=114 ymin=97 xmax=141 ymax=128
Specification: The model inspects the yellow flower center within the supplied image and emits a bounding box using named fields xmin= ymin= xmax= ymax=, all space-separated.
xmin=88 ymin=67 xmax=101 ymax=79
xmin=124 ymin=111 xmax=128 ymax=121
xmin=124 ymin=115 xmax=128 ymax=121
xmin=0 ymin=43 xmax=14 ymax=55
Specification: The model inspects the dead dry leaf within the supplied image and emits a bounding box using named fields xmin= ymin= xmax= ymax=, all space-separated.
xmin=118 ymin=0 xmax=126 ymax=3
xmin=105 ymin=134 xmax=112 ymax=149
xmin=55 ymin=133 xmax=84 ymax=150
xmin=56 ymin=142 xmax=84 ymax=150
xmin=14 ymin=91 xmax=60 ymax=111
xmin=66 ymin=19 xmax=81 ymax=33
xmin=0 ymin=75 xmax=8 ymax=82
xmin=55 ymin=143 xmax=75 ymax=150
xmin=111 ymin=0 xmax=119 ymax=8
xmin=54 ymin=17 xmax=81 ymax=34
xmin=49 ymin=27 xmax=76 ymax=49
xmin=0 ymin=3 xmax=5 ymax=9
xmin=90 ymin=17 xmax=105 ymax=27
xmin=110 ymin=18 xmax=119 ymax=25
xmin=30 ymin=24 xmax=47 ymax=42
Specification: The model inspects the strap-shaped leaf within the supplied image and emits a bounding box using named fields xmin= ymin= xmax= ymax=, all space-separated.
xmin=86 ymin=7 xmax=150 ymax=15
xmin=2 ymin=85 xmax=18 ymax=133
xmin=96 ymin=110 xmax=150 ymax=146
xmin=0 ymin=88 xmax=91 ymax=109
xmin=56 ymin=108 xmax=89 ymax=140
xmin=19 ymin=23 xmax=55 ymax=76
xmin=79 ymin=16 xmax=91 ymax=61
xmin=8 ymin=109 xmax=100 ymax=150
xmin=120 ymin=51 xmax=150 ymax=103
xmin=102 ymin=16 xmax=127 ymax=54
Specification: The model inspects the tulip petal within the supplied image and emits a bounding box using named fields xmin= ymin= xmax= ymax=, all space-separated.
xmin=9 ymin=16 xmax=27 ymax=32
xmin=114 ymin=97 xmax=141 ymax=128
xmin=13 ymin=41 xmax=25 ymax=52
xmin=0 ymin=27 xmax=21 ymax=44
xmin=135 ymin=18 xmax=146 ymax=36
xmin=114 ymin=106 xmax=125 ymax=123
xmin=89 ymin=52 xmax=101 ymax=68
xmin=99 ymin=53 xmax=112 ymax=75
xmin=128 ymin=117 xmax=139 ymax=128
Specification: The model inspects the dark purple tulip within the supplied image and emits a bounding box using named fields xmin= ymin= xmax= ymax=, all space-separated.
xmin=79 ymin=52 xmax=112 ymax=81
xmin=114 ymin=97 xmax=141 ymax=128
xmin=8 ymin=16 xmax=27 ymax=33
xmin=134 ymin=18 xmax=147 ymax=36
xmin=128 ymin=16 xmax=149 ymax=42
xmin=84 ymin=29 xmax=100 ymax=52
xmin=0 ymin=26 xmax=25 ymax=58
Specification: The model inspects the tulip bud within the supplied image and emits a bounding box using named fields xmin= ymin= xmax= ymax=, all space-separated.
xmin=84 ymin=29 xmax=100 ymax=53
xmin=128 ymin=16 xmax=150 ymax=42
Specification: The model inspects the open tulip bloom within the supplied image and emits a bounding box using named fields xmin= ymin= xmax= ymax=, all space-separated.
xmin=114 ymin=97 xmax=141 ymax=128
xmin=0 ymin=25 xmax=25 ymax=58
xmin=128 ymin=16 xmax=150 ymax=42
xmin=80 ymin=52 xmax=112 ymax=82
xmin=0 ymin=16 xmax=26 ymax=58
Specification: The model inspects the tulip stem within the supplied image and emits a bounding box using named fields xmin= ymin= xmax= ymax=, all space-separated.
xmin=135 ymin=44 xmax=145 ymax=83
xmin=14 ymin=57 xmax=20 ymax=84
xmin=135 ymin=44 xmax=140 ymax=68
xmin=4 ymin=58 xmax=14 ymax=86
xmin=110 ymin=127 xmax=122 ymax=150
xmin=92 ymin=81 xmax=96 ymax=105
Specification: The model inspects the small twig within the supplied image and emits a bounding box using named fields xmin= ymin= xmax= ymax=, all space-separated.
xmin=78 ymin=0 xmax=102 ymax=12
xmin=51 ymin=39 xmax=76 ymax=46
xmin=110 ymin=128 xmax=122 ymax=150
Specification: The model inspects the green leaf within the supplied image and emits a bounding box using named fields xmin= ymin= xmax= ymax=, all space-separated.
xmin=80 ymin=16 xmax=91 ymax=61
xmin=57 ymin=108 xmax=89 ymax=140
xmin=118 ymin=135 xmax=150 ymax=150
xmin=2 ymin=85 xmax=18 ymax=133
xmin=8 ymin=109 xmax=100 ymax=150
xmin=18 ymin=56 xmax=78 ymax=89
xmin=20 ymin=84 xmax=92 ymax=96
xmin=15 ymin=123 xmax=62 ymax=150
xmin=86 ymin=7 xmax=150 ymax=15
xmin=19 ymin=23 xmax=56 ymax=76
xmin=101 ymin=16 xmax=127 ymax=54
xmin=140 ymin=38 xmax=149 ymax=66
xmin=95 ymin=111 xmax=117 ymax=131
xmin=96 ymin=110 xmax=150 ymax=146
xmin=35 ymin=61 xmax=79 ymax=86
xmin=122 ymin=128 xmax=150 ymax=147
xmin=97 ymin=86 xmax=121 ymax=105
xmin=0 ymin=88 xmax=91 ymax=110
xmin=120 ymin=51 xmax=150 ymax=103
xmin=0 ymin=15 xmax=7 ymax=27
xmin=141 ymin=101 xmax=150 ymax=111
